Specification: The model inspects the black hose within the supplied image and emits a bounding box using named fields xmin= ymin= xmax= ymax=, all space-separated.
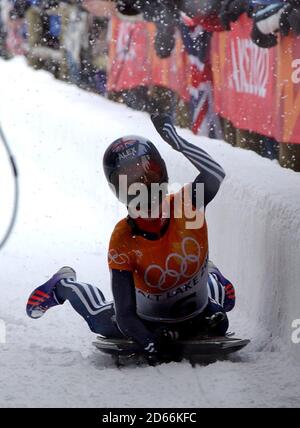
xmin=0 ymin=123 xmax=19 ymax=250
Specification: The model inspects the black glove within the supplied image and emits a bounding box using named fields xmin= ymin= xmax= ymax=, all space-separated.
xmin=116 ymin=0 xmax=141 ymax=16
xmin=288 ymin=0 xmax=300 ymax=7
xmin=151 ymin=113 xmax=182 ymax=151
xmin=219 ymin=0 xmax=249 ymax=31
xmin=142 ymin=327 xmax=178 ymax=358
xmin=118 ymin=0 xmax=179 ymax=24
xmin=287 ymin=5 xmax=300 ymax=35
xmin=142 ymin=0 xmax=180 ymax=24
xmin=279 ymin=4 xmax=292 ymax=36
xmin=154 ymin=23 xmax=176 ymax=58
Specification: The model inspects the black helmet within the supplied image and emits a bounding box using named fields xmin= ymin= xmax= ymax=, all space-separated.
xmin=103 ymin=136 xmax=168 ymax=205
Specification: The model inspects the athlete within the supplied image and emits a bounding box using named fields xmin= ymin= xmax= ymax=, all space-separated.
xmin=26 ymin=114 xmax=235 ymax=357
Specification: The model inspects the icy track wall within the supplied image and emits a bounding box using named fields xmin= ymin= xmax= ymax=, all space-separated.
xmin=166 ymin=130 xmax=300 ymax=360
xmin=205 ymin=148 xmax=300 ymax=360
xmin=1 ymin=59 xmax=300 ymax=361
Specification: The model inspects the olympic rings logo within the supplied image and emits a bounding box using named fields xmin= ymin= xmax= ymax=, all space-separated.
xmin=144 ymin=237 xmax=201 ymax=291
xmin=108 ymin=249 xmax=130 ymax=265
xmin=108 ymin=249 xmax=142 ymax=266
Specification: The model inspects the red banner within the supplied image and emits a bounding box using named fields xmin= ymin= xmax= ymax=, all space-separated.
xmin=107 ymin=16 xmax=190 ymax=101
xmin=211 ymin=14 xmax=300 ymax=144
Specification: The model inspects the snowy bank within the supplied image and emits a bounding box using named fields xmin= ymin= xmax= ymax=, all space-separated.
xmin=206 ymin=136 xmax=300 ymax=360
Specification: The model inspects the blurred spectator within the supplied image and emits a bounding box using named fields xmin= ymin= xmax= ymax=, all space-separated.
xmin=25 ymin=1 xmax=63 ymax=75
xmin=59 ymin=2 xmax=89 ymax=83
xmin=5 ymin=0 xmax=28 ymax=57
xmin=180 ymin=13 xmax=222 ymax=138
xmin=80 ymin=1 xmax=113 ymax=94
xmin=85 ymin=16 xmax=109 ymax=94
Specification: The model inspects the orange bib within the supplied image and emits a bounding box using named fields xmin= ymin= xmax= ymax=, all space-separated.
xmin=108 ymin=188 xmax=209 ymax=322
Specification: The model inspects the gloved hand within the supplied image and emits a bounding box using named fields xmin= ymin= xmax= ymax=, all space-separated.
xmin=142 ymin=327 xmax=179 ymax=359
xmin=150 ymin=113 xmax=182 ymax=151
xmin=205 ymin=311 xmax=226 ymax=329
xmin=142 ymin=0 xmax=180 ymax=24
xmin=154 ymin=23 xmax=176 ymax=58
xmin=288 ymin=6 xmax=300 ymax=34
xmin=116 ymin=0 xmax=141 ymax=16
xmin=117 ymin=0 xmax=179 ymax=24
xmin=219 ymin=0 xmax=249 ymax=31
xmin=282 ymin=1 xmax=300 ymax=35
xmin=287 ymin=0 xmax=300 ymax=7
xmin=278 ymin=4 xmax=292 ymax=36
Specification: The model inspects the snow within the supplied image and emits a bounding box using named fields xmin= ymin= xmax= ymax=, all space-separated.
xmin=0 ymin=57 xmax=300 ymax=408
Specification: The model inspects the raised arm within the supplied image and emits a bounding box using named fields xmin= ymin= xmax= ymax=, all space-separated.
xmin=151 ymin=113 xmax=226 ymax=207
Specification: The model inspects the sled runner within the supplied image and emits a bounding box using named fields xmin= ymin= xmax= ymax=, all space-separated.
xmin=93 ymin=333 xmax=250 ymax=366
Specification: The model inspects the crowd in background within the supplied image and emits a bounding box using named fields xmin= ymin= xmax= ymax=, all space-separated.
xmin=1 ymin=0 xmax=300 ymax=171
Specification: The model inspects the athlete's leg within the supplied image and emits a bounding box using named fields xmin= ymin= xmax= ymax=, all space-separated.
xmin=207 ymin=261 xmax=236 ymax=312
xmin=26 ymin=267 xmax=123 ymax=338
xmin=56 ymin=278 xmax=123 ymax=338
